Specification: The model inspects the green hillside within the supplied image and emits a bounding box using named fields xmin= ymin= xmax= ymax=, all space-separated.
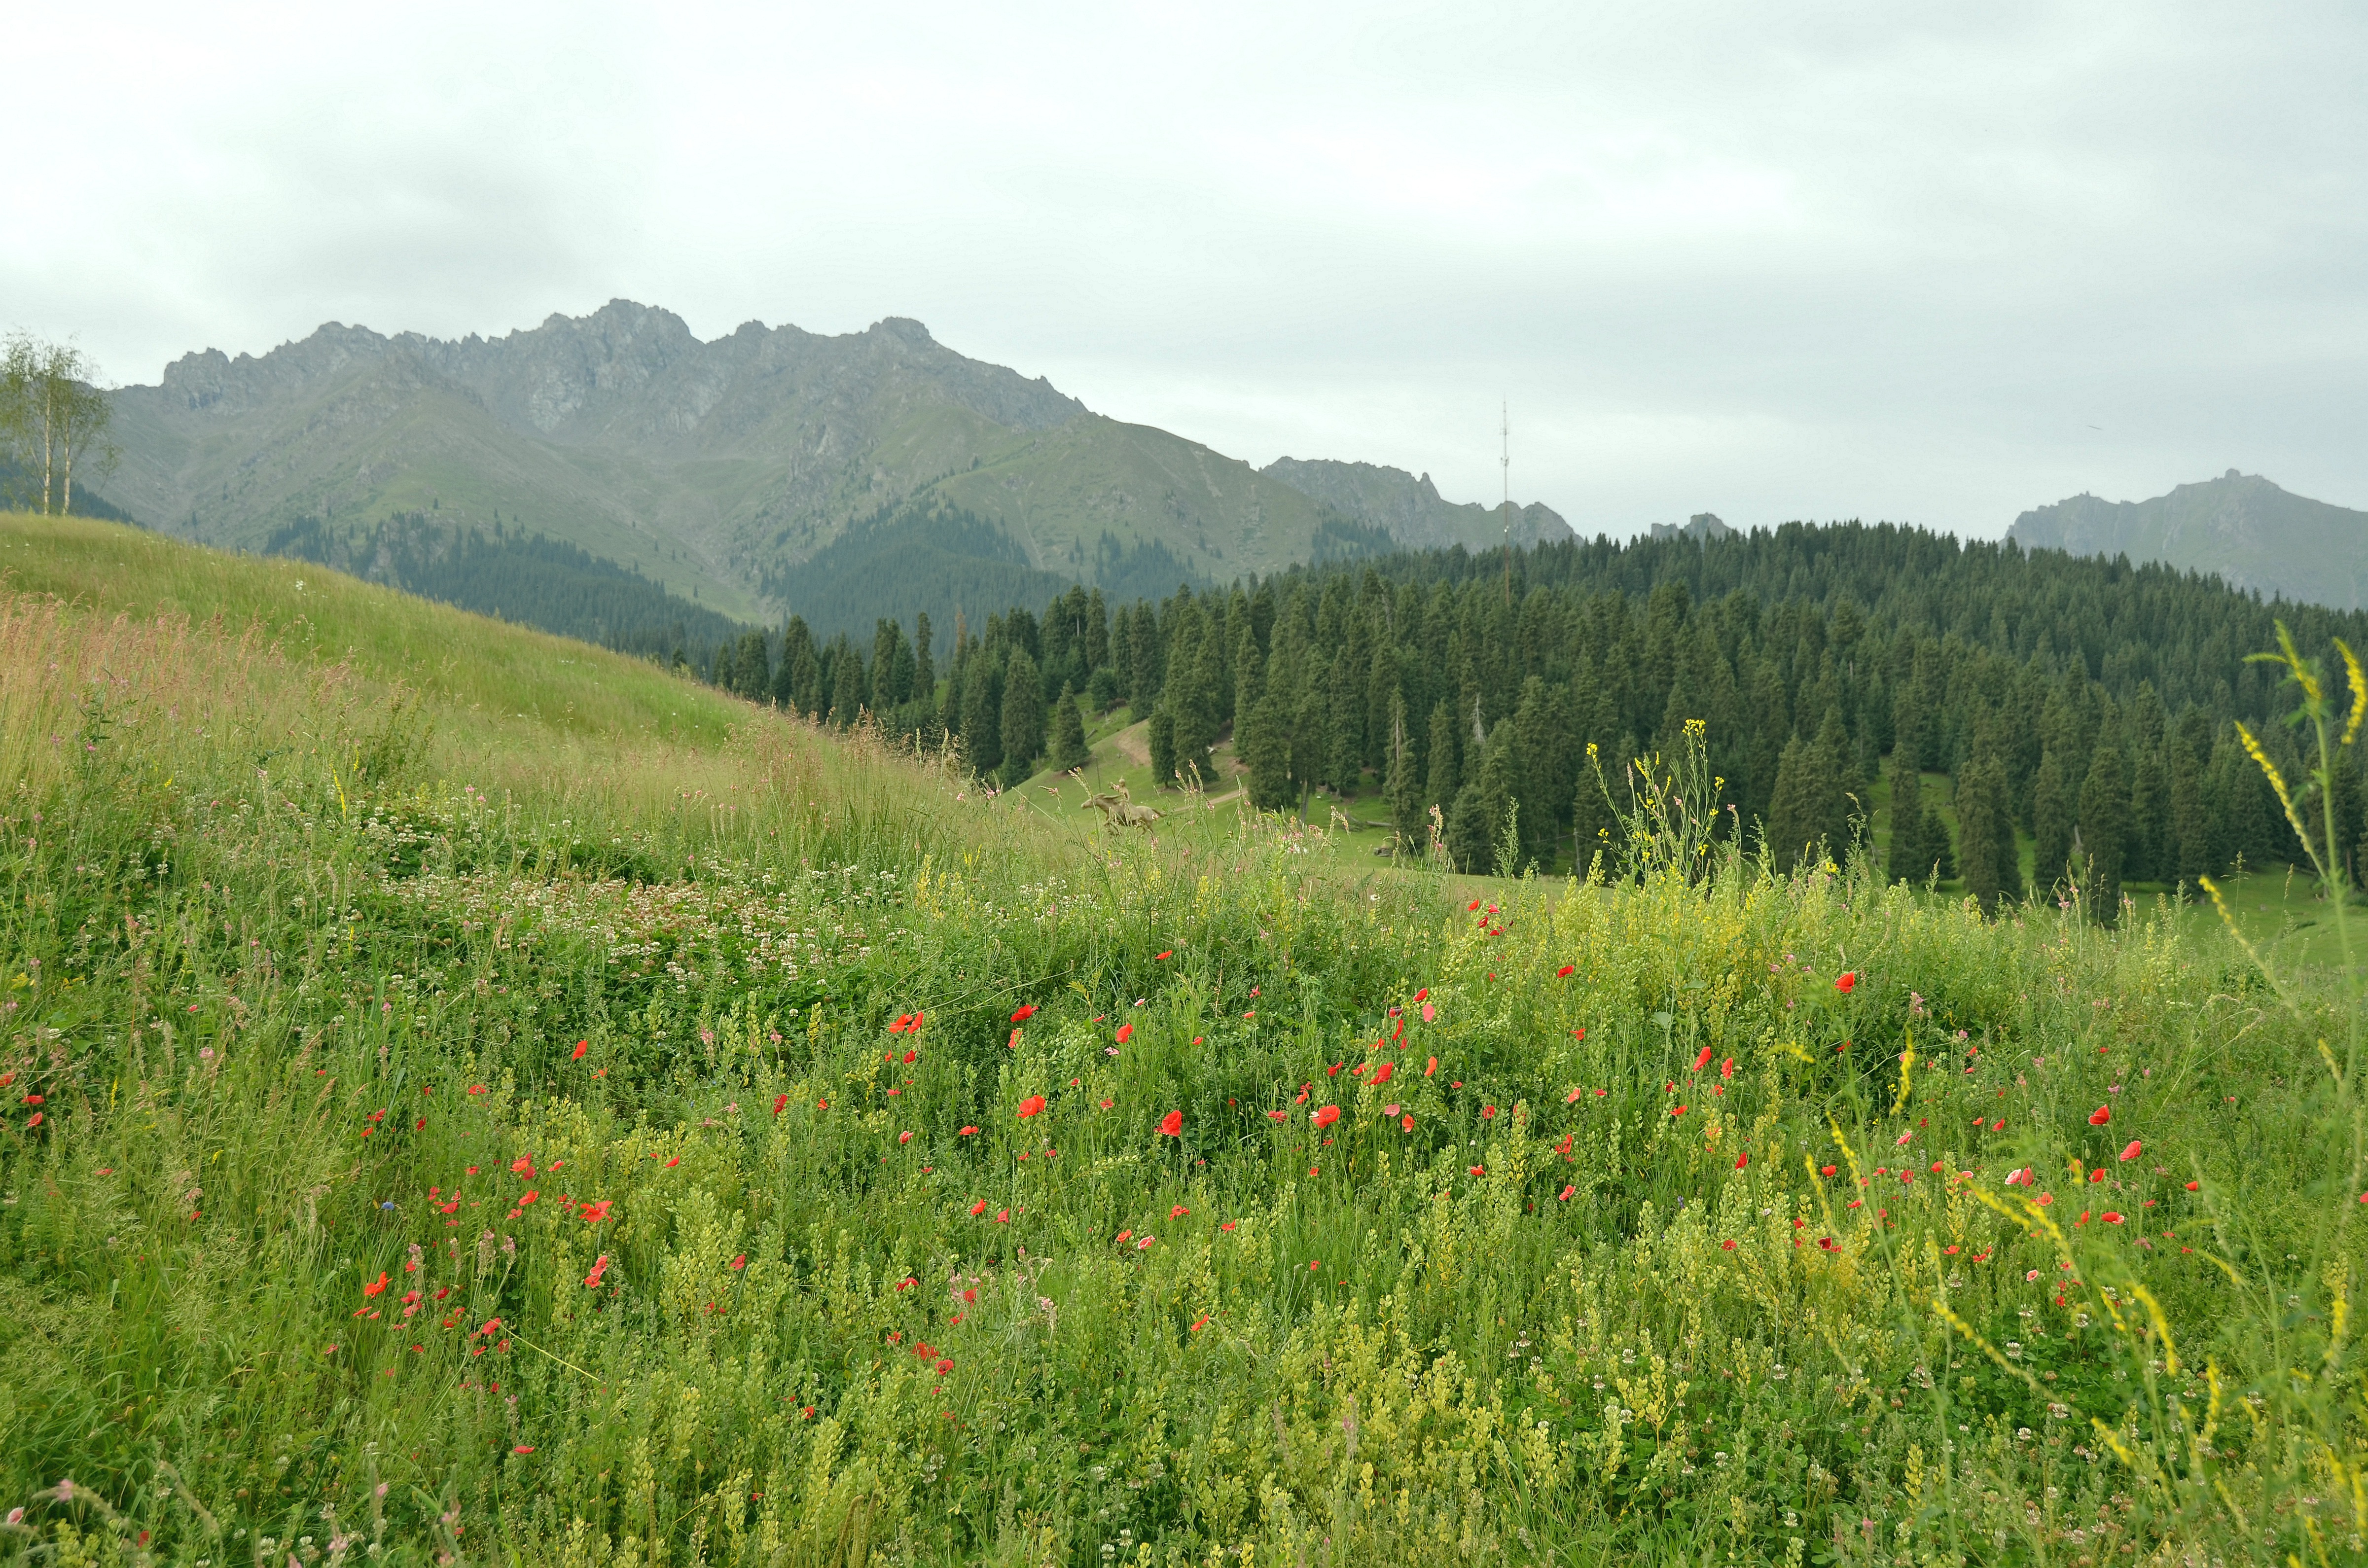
xmin=1 ymin=509 xmax=2365 ymax=1562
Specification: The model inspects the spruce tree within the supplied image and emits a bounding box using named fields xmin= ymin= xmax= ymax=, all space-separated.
xmin=1954 ymin=754 xmax=2019 ymax=915
xmin=2032 ymin=748 xmax=2075 ymax=892
xmin=828 ymin=641 xmax=867 ymax=728
xmin=1242 ymin=694 xmax=1293 ymax=809
xmin=1386 ymin=691 xmax=1424 ymax=855
xmin=1050 ymin=683 xmax=1090 ymax=772
xmin=961 ymin=651 xmax=1003 ymax=776
xmin=1147 ymin=703 xmax=1177 ymax=790
xmin=913 ymin=613 xmax=934 ymax=706
xmin=1425 ymin=699 xmax=1459 ymax=814
xmin=1000 ymin=648 xmax=1044 ymax=784
xmin=1813 ymin=708 xmax=1860 ymax=861
xmin=1764 ymin=736 xmax=1821 ymax=869
xmin=2076 ymin=732 xmax=2128 ymax=917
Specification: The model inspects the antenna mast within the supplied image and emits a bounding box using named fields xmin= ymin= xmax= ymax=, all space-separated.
xmin=1500 ymin=399 xmax=1512 ymax=606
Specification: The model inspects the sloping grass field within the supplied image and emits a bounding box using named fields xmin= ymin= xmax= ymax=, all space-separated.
xmin=1 ymin=512 xmax=2364 ymax=1565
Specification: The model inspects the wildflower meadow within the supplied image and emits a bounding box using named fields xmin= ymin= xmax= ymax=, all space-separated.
xmin=1 ymin=514 xmax=2365 ymax=1565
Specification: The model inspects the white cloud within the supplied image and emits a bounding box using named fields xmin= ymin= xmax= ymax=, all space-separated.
xmin=11 ymin=0 xmax=2366 ymax=536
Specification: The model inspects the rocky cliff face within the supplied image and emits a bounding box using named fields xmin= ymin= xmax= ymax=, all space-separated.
xmin=2010 ymin=470 xmax=2368 ymax=610
xmin=107 ymin=302 xmax=1575 ymax=618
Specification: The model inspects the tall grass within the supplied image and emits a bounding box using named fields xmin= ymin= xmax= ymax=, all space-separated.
xmin=0 ymin=524 xmax=2363 ymax=1565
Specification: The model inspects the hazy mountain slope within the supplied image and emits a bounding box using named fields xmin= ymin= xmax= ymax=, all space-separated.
xmin=107 ymin=302 xmax=1572 ymax=619
xmin=1260 ymin=456 xmax=1573 ymax=551
xmin=2009 ymin=470 xmax=2368 ymax=610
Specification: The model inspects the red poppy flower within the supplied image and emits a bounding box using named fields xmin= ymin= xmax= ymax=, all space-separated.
xmin=1671 ymin=1105 xmax=1686 ymax=1117
xmin=1170 ymin=1204 xmax=1189 ymax=1219
xmin=1017 ymin=1095 xmax=1047 ymax=1118
xmin=1267 ymin=1109 xmax=1286 ymax=1121
xmin=1158 ymin=1109 xmax=1183 ymax=1137
xmin=1555 ymin=964 xmax=1575 ymax=977
xmin=1155 ymin=950 xmax=1173 ymax=960
xmin=2119 ymin=1140 xmax=2141 ymax=1162
xmin=960 ymin=1125 xmax=979 ymax=1136
xmin=579 ymin=1199 xmax=613 ymax=1223
xmin=969 ymin=1200 xmax=987 ymax=1216
xmin=731 ymin=1253 xmax=748 ymax=1270
xmin=513 ymin=1445 xmax=535 ymax=1455
xmin=1721 ymin=1239 xmax=1737 ymax=1250
xmin=902 ymin=1050 xmax=917 ymax=1064
xmin=1311 ymin=1105 xmax=1340 ymax=1129
xmin=2184 ymin=1180 xmax=2199 ymax=1191
xmin=1834 ymin=972 xmax=1857 ymax=994
xmin=1327 ymin=1061 xmax=1343 ymax=1077
xmin=583 ymin=1256 xmax=610 ymax=1288
xmin=362 ymin=1271 xmax=389 ymax=1298
xmin=1720 ymin=1058 xmax=1734 ymax=1080
xmin=1424 ymin=1056 xmax=1438 ymax=1077
xmin=467 ymin=1084 xmax=487 ymax=1095
xmin=1691 ymin=1046 xmax=1713 ymax=1072
xmin=1734 ymin=1152 xmax=1749 ymax=1170
xmin=571 ymin=1040 xmax=588 ymax=1060
xmin=1115 ymin=1023 xmax=1134 ymax=1045
xmin=1011 ymin=1004 xmax=1037 ymax=1023
xmin=2088 ymin=1105 xmax=2112 ymax=1126
xmin=1371 ymin=1062 xmax=1393 ymax=1086
xmin=2102 ymin=1212 xmax=2123 ymax=1224
xmin=1468 ymin=900 xmax=1480 ymax=911
xmin=1468 ymin=1164 xmax=1484 ymax=1176
xmin=2088 ymin=1169 xmax=2105 ymax=1184
xmin=771 ymin=1094 xmax=789 ymax=1116
xmin=510 ymin=1156 xmax=536 ymax=1176
xmin=996 ymin=1209 xmax=1010 ymax=1223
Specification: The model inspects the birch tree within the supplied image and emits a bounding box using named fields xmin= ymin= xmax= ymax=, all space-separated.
xmin=0 ymin=332 xmax=116 ymax=514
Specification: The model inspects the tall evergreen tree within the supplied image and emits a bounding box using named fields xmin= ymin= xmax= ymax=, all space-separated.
xmin=1147 ymin=703 xmax=1177 ymax=790
xmin=2032 ymin=748 xmax=2075 ymax=892
xmin=1954 ymin=754 xmax=2021 ymax=915
xmin=1385 ymin=692 xmax=1423 ymax=855
xmin=1764 ymin=737 xmax=1823 ymax=870
xmin=1050 ymin=683 xmax=1090 ymax=772
xmin=827 ymin=638 xmax=867 ymax=727
xmin=913 ymin=612 xmax=935 ymax=706
xmin=1887 ymin=754 xmax=1954 ymax=885
xmin=1000 ymin=648 xmax=1045 ymax=784
xmin=1425 ymin=699 xmax=1459 ymax=815
xmin=961 ymin=650 xmax=1003 ymax=775
xmin=2076 ymin=729 xmax=2128 ymax=917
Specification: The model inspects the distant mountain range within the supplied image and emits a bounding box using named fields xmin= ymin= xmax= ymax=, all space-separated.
xmin=102 ymin=302 xmax=1572 ymax=638
xmin=2010 ymin=470 xmax=2368 ymax=611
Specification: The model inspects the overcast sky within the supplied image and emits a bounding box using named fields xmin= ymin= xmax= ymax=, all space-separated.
xmin=15 ymin=1 xmax=2366 ymax=537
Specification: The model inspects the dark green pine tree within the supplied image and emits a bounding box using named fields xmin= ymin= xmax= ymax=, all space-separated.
xmin=1812 ymin=708 xmax=1861 ymax=862
xmin=1425 ymin=699 xmax=1459 ymax=817
xmin=2076 ymin=728 xmax=2129 ymax=918
xmin=913 ymin=613 xmax=935 ymax=708
xmin=1953 ymin=753 xmax=2021 ymax=915
xmin=1763 ymin=737 xmax=1822 ymax=869
xmin=1887 ymin=754 xmax=1954 ymax=885
xmin=1447 ymin=722 xmax=1515 ymax=875
xmin=828 ymin=640 xmax=867 ymax=728
xmin=999 ymin=648 xmax=1044 ymax=785
xmin=961 ymin=649 xmax=1003 ymax=776
xmin=776 ymin=617 xmax=822 ymax=715
xmin=1050 ymin=683 xmax=1090 ymax=772
xmin=2169 ymin=708 xmax=2213 ymax=885
xmin=1385 ymin=690 xmax=1424 ymax=856
xmin=1147 ymin=703 xmax=1177 ymax=790
xmin=1242 ymin=692 xmax=1293 ymax=809
xmin=2031 ymin=748 xmax=2075 ymax=893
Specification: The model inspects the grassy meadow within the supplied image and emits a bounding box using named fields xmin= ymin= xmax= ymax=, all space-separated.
xmin=2 ymin=511 xmax=2366 ymax=1566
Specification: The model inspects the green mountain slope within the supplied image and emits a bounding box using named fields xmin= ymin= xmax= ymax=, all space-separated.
xmin=2009 ymin=469 xmax=2368 ymax=610
xmin=105 ymin=303 xmax=1570 ymax=625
